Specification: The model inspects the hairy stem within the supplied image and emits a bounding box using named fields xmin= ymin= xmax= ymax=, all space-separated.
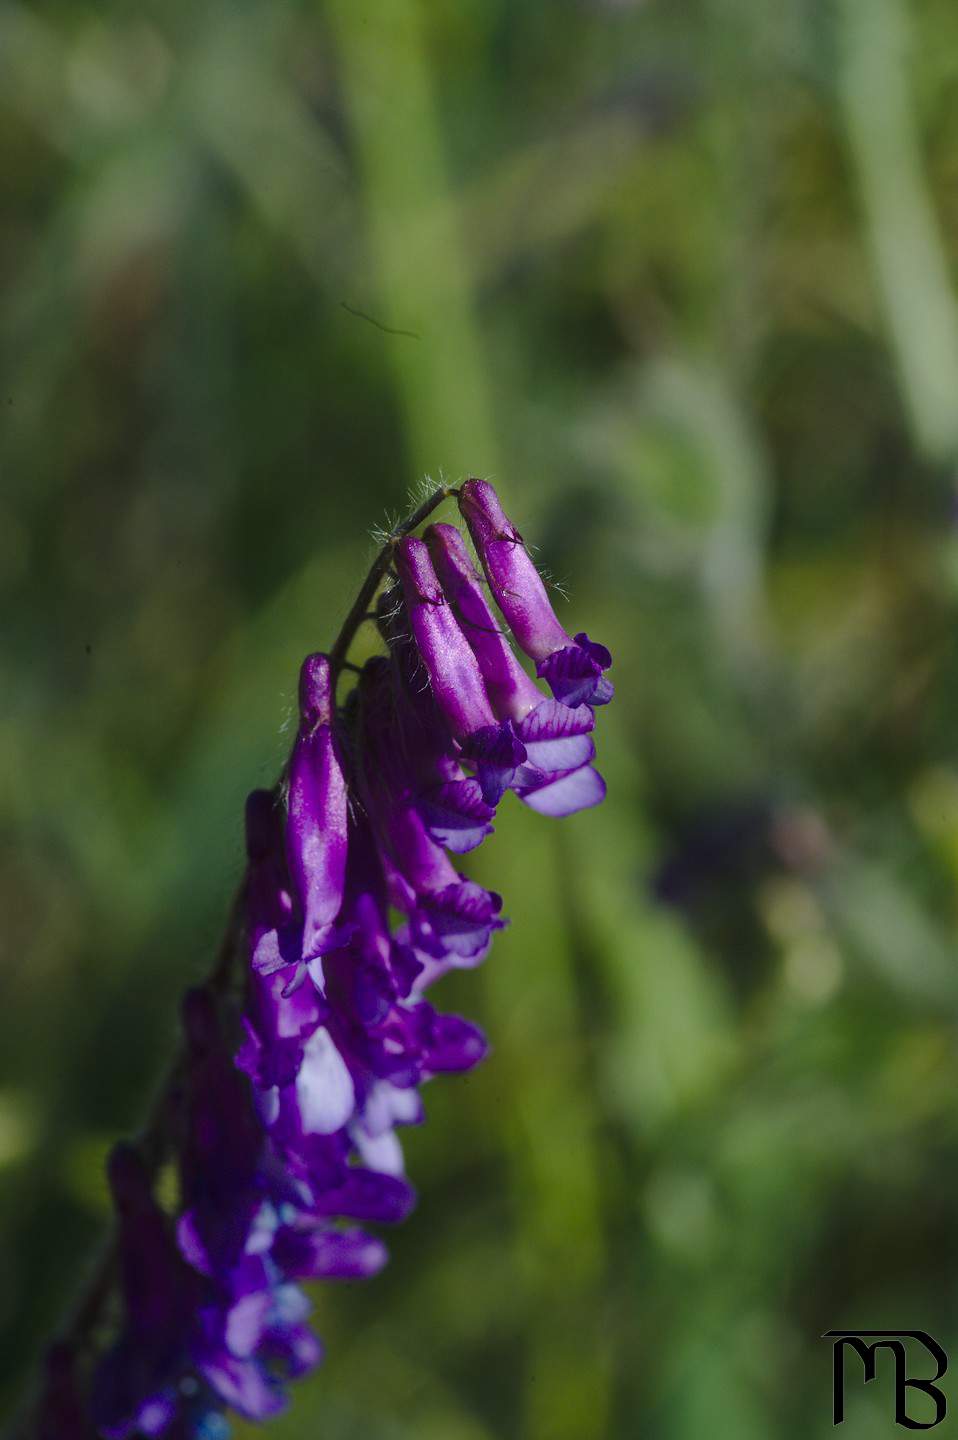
xmin=328 ymin=484 xmax=454 ymax=683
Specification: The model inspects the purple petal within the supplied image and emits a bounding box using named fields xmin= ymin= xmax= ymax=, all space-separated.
xmin=411 ymin=879 xmax=505 ymax=962
xmin=389 ymin=939 xmax=425 ymax=998
xmin=460 ymin=721 xmax=527 ymax=806
xmin=417 ymin=778 xmax=495 ymax=853
xmin=516 ymin=698 xmax=595 ymax=772
xmin=195 ymin=1354 xmax=285 ymax=1422
xmin=272 ymin=1226 xmax=389 ymax=1280
xmin=394 ymin=536 xmax=497 ymax=738
xmin=536 ymin=637 xmax=613 ymax=709
xmin=273 ymin=1326 xmax=323 ymax=1379
xmin=517 ymin=765 xmax=607 ymax=817
xmin=411 ymin=1004 xmax=489 ymax=1073
xmin=305 ymin=1168 xmax=416 ymax=1224
xmin=250 ymin=920 xmax=302 ymax=977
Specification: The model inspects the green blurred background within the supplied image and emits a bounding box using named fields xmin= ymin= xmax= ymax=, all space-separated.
xmin=4 ymin=0 xmax=958 ymax=1435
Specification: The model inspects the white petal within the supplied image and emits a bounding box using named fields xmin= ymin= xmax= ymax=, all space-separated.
xmin=362 ymin=1080 xmax=423 ymax=1136
xmin=296 ymin=1028 xmax=355 ymax=1135
xmin=351 ymin=1125 xmax=405 ymax=1176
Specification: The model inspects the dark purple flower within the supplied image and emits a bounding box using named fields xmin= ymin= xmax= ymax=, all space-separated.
xmin=188 ymin=1253 xmax=326 ymax=1424
xmin=91 ymin=1146 xmax=200 ymax=1439
xmin=245 ymin=790 xmax=302 ymax=981
xmin=356 ymin=661 xmax=505 ymax=964
xmin=176 ymin=989 xmax=266 ymax=1280
xmin=536 ymin=632 xmax=614 ymax=709
xmin=271 ymin=1224 xmax=388 ymax=1281
xmin=301 ymin=1165 xmax=416 ymax=1225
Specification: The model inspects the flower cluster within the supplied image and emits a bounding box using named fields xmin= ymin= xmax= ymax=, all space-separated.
xmin=56 ymin=481 xmax=611 ymax=1439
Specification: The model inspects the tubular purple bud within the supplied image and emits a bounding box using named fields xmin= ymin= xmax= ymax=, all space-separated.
xmin=458 ymin=479 xmax=571 ymax=661
xmin=285 ymin=655 xmax=349 ymax=964
xmin=425 ymin=522 xmax=544 ymax=721
xmin=458 ymin=480 xmax=613 ymax=707
xmin=394 ymin=536 xmax=497 ymax=739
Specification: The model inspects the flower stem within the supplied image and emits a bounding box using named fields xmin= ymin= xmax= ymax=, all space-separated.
xmin=328 ymin=484 xmax=454 ymax=685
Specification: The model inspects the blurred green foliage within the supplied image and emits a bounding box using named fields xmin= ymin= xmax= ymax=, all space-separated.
xmin=4 ymin=0 xmax=958 ymax=1435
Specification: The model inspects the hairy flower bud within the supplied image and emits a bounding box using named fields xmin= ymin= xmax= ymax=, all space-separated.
xmin=395 ymin=537 xmax=527 ymax=803
xmin=458 ymin=479 xmax=613 ymax=707
xmin=425 ymin=521 xmax=544 ymax=720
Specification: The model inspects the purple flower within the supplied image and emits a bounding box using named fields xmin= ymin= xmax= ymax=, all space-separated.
xmin=425 ymin=521 xmax=545 ymax=722
xmin=91 ymin=1145 xmax=201 ymax=1439
xmin=239 ymin=792 xmax=327 ymax=1096
xmin=285 ymin=654 xmax=350 ymax=967
xmin=301 ymin=1164 xmax=415 ymax=1225
xmin=373 ymin=596 xmax=498 ymax=849
xmin=270 ymin=1224 xmax=388 ymax=1282
xmin=177 ymin=989 xmax=266 ymax=1280
xmin=394 ymin=537 xmax=527 ymax=804
xmin=427 ymin=522 xmax=604 ymax=812
xmin=416 ymin=776 xmax=495 ymax=853
xmin=245 ymin=790 xmax=302 ymax=981
xmin=356 ymin=659 xmax=506 ymax=965
xmin=536 ymin=632 xmax=614 ymax=709
xmin=458 ymin=479 xmax=613 ymax=707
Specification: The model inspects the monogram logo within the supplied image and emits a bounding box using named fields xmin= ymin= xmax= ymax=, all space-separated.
xmin=823 ymin=1331 xmax=947 ymax=1429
